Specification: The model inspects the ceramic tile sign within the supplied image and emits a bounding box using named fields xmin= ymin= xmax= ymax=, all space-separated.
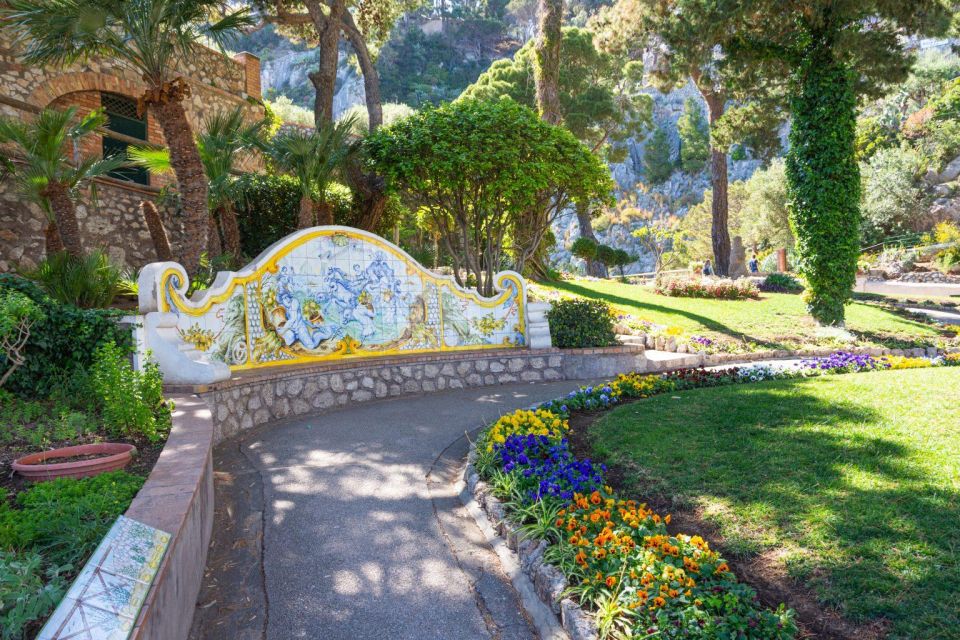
xmin=138 ymin=227 xmax=528 ymax=380
xmin=37 ymin=516 xmax=171 ymax=640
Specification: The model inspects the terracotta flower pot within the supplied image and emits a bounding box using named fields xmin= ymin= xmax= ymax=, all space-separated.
xmin=13 ymin=443 xmax=136 ymax=481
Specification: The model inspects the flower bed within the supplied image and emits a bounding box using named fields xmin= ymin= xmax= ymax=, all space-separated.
xmin=656 ymin=278 xmax=761 ymax=301
xmin=0 ymin=275 xmax=173 ymax=638
xmin=471 ymin=351 xmax=955 ymax=638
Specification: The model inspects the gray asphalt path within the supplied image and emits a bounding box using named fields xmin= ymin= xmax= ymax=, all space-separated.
xmin=191 ymin=380 xmax=587 ymax=640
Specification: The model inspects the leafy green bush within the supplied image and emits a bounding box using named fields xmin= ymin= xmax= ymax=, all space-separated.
xmin=570 ymin=236 xmax=598 ymax=261
xmin=0 ymin=550 xmax=67 ymax=640
xmin=234 ymin=173 xmax=354 ymax=257
xmin=26 ymin=250 xmax=124 ymax=309
xmin=759 ymin=272 xmax=804 ymax=294
xmin=90 ymin=341 xmax=170 ymax=442
xmin=0 ymin=274 xmax=130 ymax=399
xmin=859 ymin=147 xmax=926 ymax=245
xmin=0 ymin=471 xmax=144 ymax=569
xmin=547 ymin=299 xmax=618 ymax=348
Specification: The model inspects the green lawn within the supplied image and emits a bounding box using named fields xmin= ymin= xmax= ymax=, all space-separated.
xmin=589 ymin=368 xmax=960 ymax=639
xmin=534 ymin=278 xmax=941 ymax=350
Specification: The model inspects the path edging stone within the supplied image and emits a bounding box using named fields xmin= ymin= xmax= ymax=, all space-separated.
xmin=462 ymin=444 xmax=598 ymax=640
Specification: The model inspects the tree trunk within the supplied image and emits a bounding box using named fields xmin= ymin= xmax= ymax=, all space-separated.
xmin=298 ymin=194 xmax=315 ymax=229
xmin=308 ymin=0 xmax=345 ymax=127
xmin=534 ymin=0 xmax=563 ymax=125
xmin=700 ymin=87 xmax=731 ymax=277
xmin=315 ymin=200 xmax=334 ymax=226
xmin=207 ymin=214 xmax=222 ymax=257
xmin=220 ymin=200 xmax=242 ymax=259
xmin=42 ymin=182 xmax=83 ymax=258
xmin=140 ymin=200 xmax=173 ymax=261
xmin=44 ymin=220 xmax=63 ymax=256
xmin=340 ymin=9 xmax=389 ymax=227
xmin=342 ymin=10 xmax=383 ymax=131
xmin=152 ymin=98 xmax=208 ymax=274
xmin=575 ymin=201 xmax=607 ymax=277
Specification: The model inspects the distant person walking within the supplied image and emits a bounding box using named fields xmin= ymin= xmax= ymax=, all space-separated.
xmin=702 ymin=259 xmax=713 ymax=276
xmin=748 ymin=254 xmax=760 ymax=274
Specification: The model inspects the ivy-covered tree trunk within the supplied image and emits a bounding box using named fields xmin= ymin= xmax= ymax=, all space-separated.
xmin=701 ymin=88 xmax=730 ymax=277
xmin=786 ymin=46 xmax=860 ymax=326
xmin=535 ymin=0 xmax=563 ymax=125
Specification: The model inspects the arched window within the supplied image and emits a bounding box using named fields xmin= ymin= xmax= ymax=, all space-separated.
xmin=101 ymin=92 xmax=149 ymax=185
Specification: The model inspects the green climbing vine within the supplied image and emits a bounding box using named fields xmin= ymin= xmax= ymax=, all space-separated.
xmin=785 ymin=48 xmax=861 ymax=326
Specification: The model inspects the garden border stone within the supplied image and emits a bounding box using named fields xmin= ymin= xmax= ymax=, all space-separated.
xmin=463 ymin=443 xmax=597 ymax=640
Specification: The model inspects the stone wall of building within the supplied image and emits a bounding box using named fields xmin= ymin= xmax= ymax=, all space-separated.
xmin=0 ymin=27 xmax=264 ymax=270
xmin=0 ymin=177 xmax=188 ymax=272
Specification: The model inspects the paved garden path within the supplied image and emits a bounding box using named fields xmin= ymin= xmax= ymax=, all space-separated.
xmin=189 ymin=380 xmax=589 ymax=640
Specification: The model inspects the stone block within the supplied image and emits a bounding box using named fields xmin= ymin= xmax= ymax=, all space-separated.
xmin=561 ymin=599 xmax=598 ymax=640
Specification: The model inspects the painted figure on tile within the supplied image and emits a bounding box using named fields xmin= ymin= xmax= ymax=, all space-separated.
xmin=157 ymin=228 xmax=527 ymax=371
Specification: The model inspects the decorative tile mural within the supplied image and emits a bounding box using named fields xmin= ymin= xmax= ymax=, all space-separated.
xmin=150 ymin=227 xmax=528 ymax=371
xmin=37 ymin=516 xmax=170 ymax=640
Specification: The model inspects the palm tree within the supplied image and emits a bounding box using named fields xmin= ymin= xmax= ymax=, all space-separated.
xmin=131 ymin=106 xmax=266 ymax=262
xmin=266 ymin=118 xmax=359 ymax=229
xmin=0 ymin=107 xmax=125 ymax=258
xmin=4 ymin=0 xmax=254 ymax=273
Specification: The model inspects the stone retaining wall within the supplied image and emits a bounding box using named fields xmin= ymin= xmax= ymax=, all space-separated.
xmin=168 ymin=347 xmax=647 ymax=444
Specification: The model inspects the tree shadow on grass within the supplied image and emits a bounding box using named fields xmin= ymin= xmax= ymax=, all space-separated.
xmin=596 ymin=382 xmax=960 ymax=637
xmin=547 ymin=280 xmax=785 ymax=349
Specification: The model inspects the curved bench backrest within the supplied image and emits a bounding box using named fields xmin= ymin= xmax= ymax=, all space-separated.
xmin=138 ymin=226 xmax=529 ymax=378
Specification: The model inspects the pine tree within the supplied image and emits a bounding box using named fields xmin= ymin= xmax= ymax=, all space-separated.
xmin=643 ymin=127 xmax=674 ymax=185
xmin=677 ymin=97 xmax=710 ymax=173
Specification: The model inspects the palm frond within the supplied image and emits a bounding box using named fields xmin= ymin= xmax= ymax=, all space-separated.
xmin=198 ymin=7 xmax=256 ymax=53
xmin=73 ymin=154 xmax=129 ymax=184
xmin=128 ymin=145 xmax=174 ymax=175
xmin=69 ymin=108 xmax=109 ymax=139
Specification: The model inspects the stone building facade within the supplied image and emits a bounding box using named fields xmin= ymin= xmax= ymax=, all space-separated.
xmin=0 ymin=28 xmax=265 ymax=271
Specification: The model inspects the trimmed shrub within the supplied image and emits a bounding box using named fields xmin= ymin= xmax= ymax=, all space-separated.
xmin=759 ymin=272 xmax=804 ymax=294
xmin=0 ymin=275 xmax=130 ymax=399
xmin=547 ymin=299 xmax=618 ymax=348
xmin=234 ymin=173 xmax=354 ymax=257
